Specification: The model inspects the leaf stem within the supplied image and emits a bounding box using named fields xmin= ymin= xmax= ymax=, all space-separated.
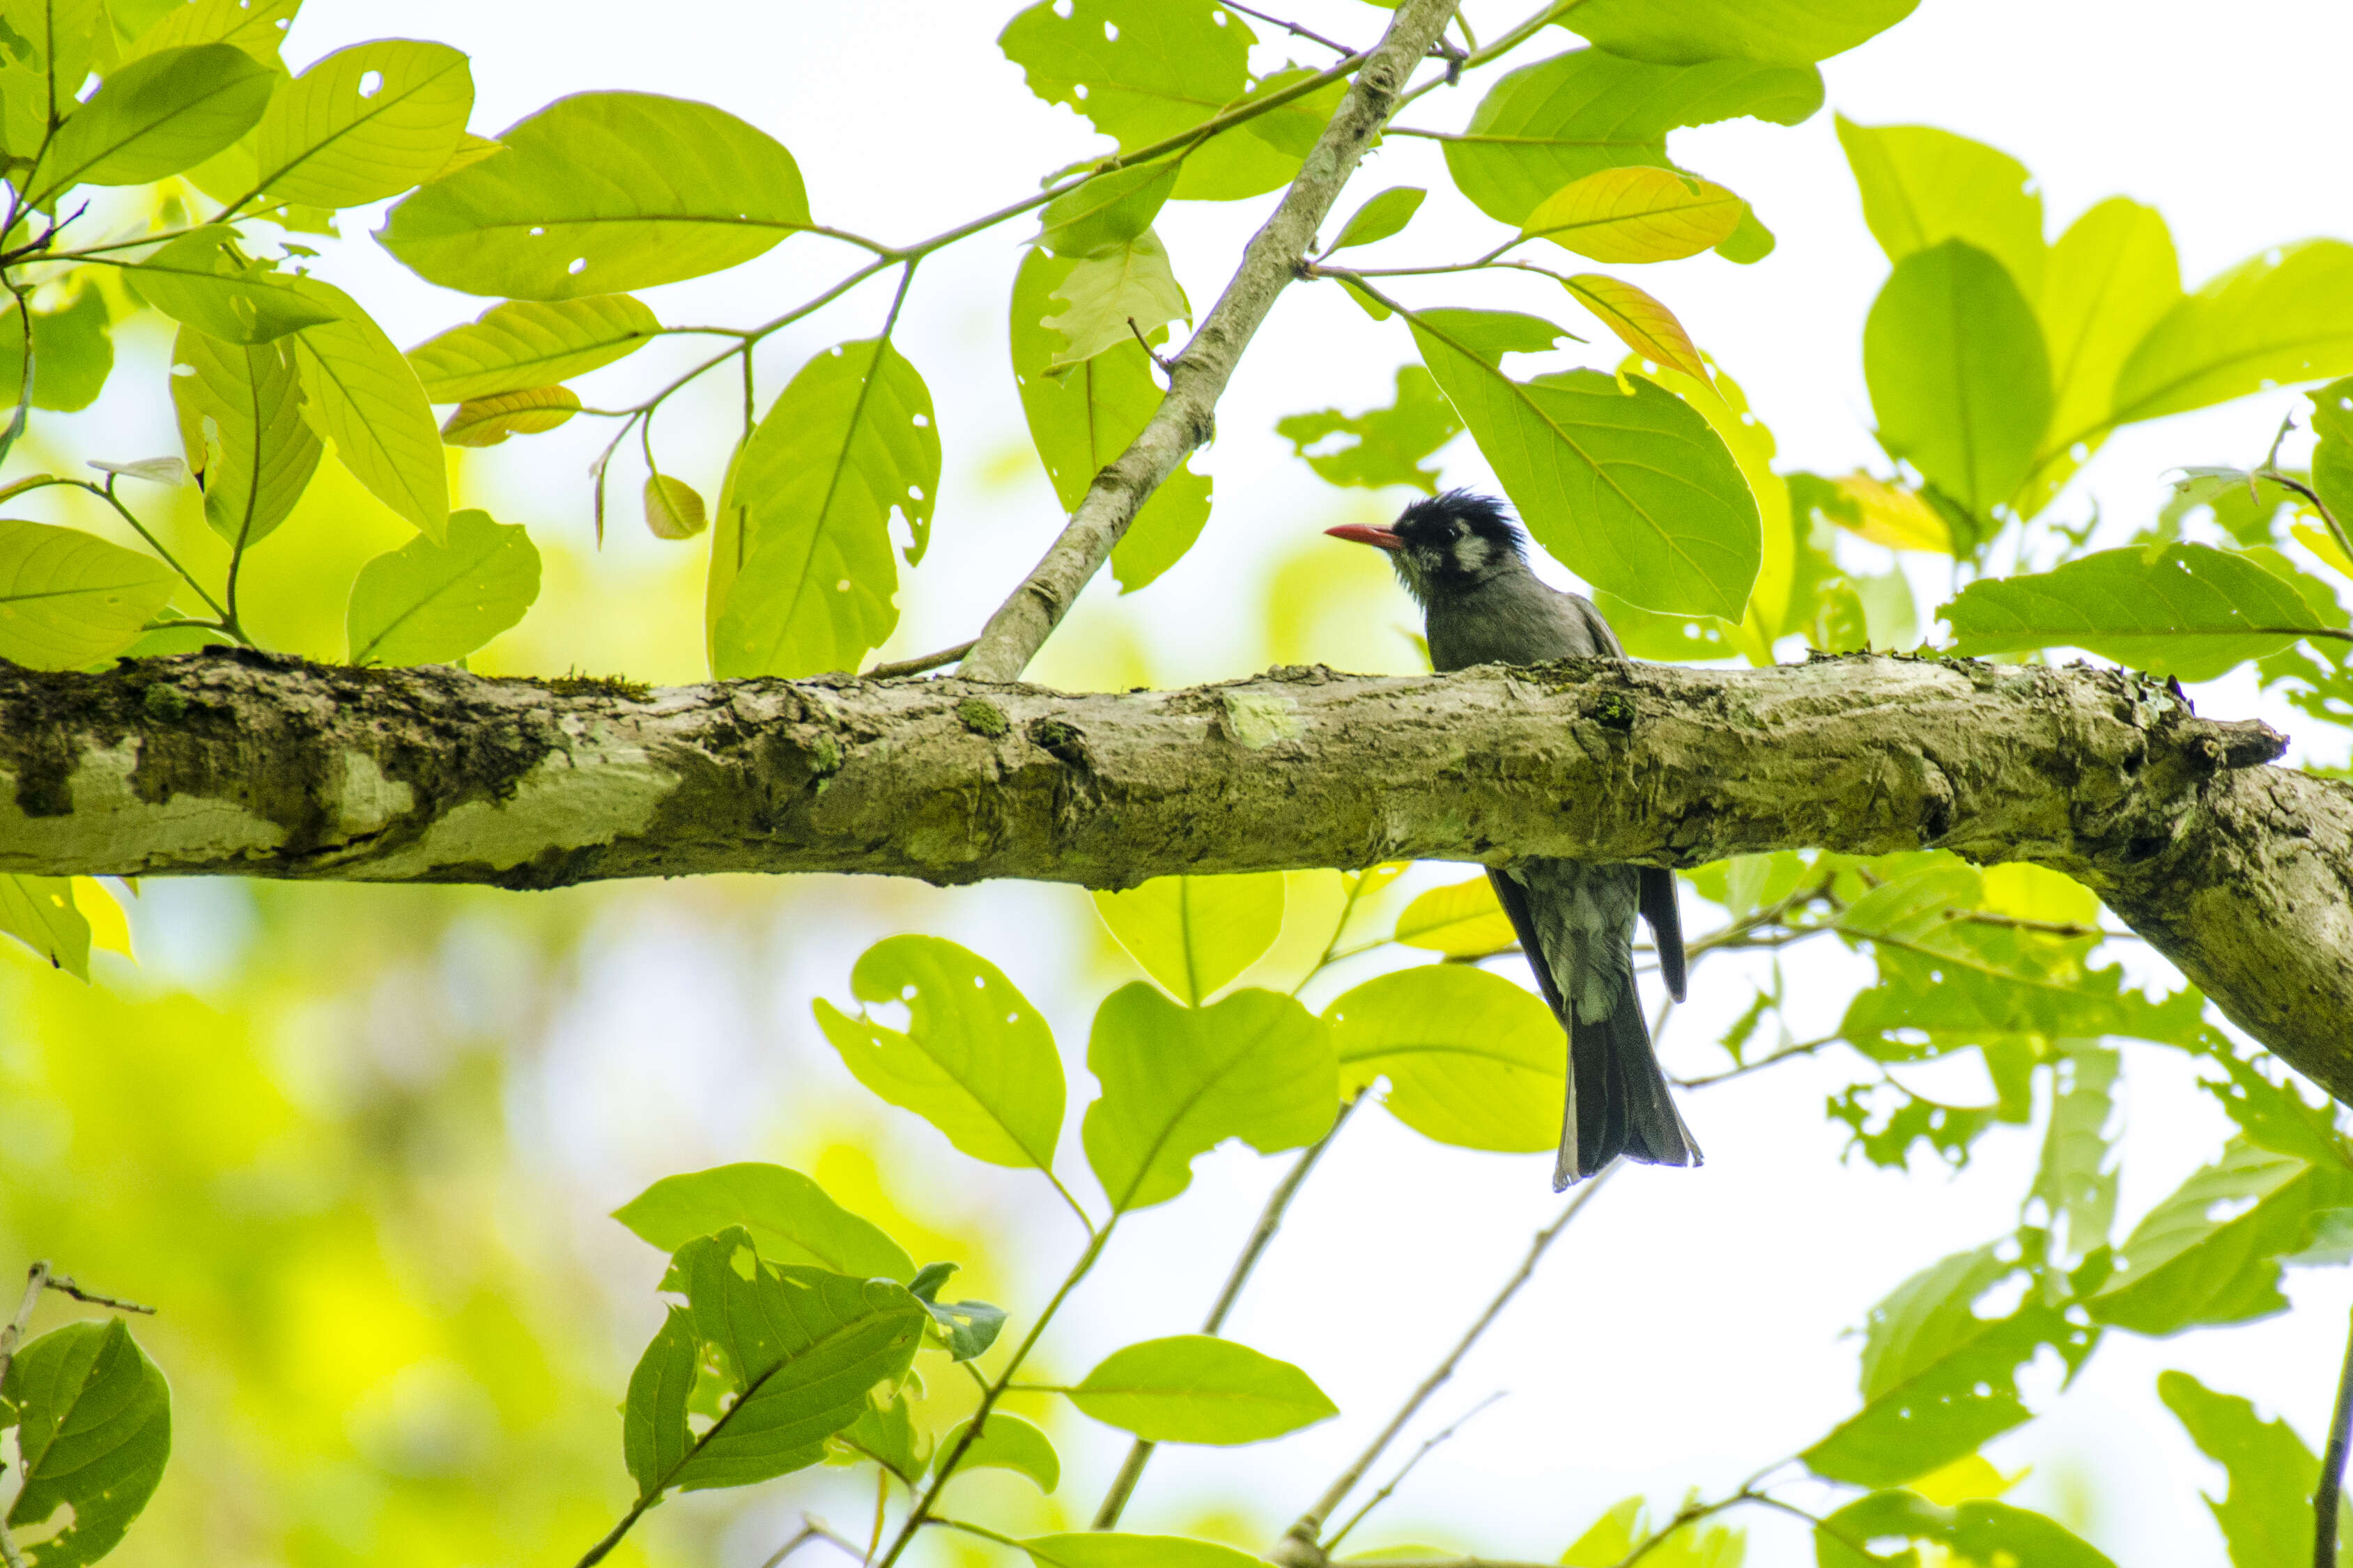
xmin=1321 ymin=1390 xmax=1506 ymax=1552
xmin=2258 ymin=468 xmax=2353 ymax=577
xmin=2317 ymin=1298 xmax=2353 ymax=1567
xmin=1092 ymin=1094 xmax=1364 ymax=1529
xmin=86 ymin=476 xmax=238 ymax=632
xmin=1275 ymin=1164 xmax=1620 ymax=1560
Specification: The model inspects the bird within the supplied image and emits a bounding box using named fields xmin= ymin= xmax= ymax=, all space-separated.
xmin=1326 ymin=490 xmax=1698 ymax=1188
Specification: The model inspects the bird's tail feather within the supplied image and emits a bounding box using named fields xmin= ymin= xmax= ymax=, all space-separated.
xmin=1556 ymin=986 xmax=1700 ymax=1188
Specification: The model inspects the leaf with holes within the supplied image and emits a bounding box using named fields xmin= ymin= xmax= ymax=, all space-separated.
xmin=380 ymin=91 xmax=810 ymax=299
xmin=346 ymin=507 xmax=539 ymax=665
xmin=1042 ymin=229 xmax=1189 ymax=370
xmin=1010 ymin=249 xmax=1210 ymax=593
xmin=3 ymin=1317 xmax=173 ymax=1566
xmin=1083 ymin=983 xmax=1334 ymax=1211
xmin=1092 ymin=874 xmax=1285 ymax=1005
xmin=2112 ymin=240 xmax=2353 ymax=427
xmin=1521 ymin=166 xmax=1744 ymax=263
xmin=614 ymin=1163 xmax=915 ymax=1282
xmin=1814 ymin=1491 xmax=2116 ymax=1568
xmin=707 ymin=336 xmax=937 ymax=678
xmin=169 ymin=325 xmax=321 ymax=552
xmin=407 ymin=295 xmax=661 ymax=402
xmin=26 ymin=43 xmax=275 ymax=204
xmin=1941 ymin=542 xmax=2331 ymax=681
xmin=284 ymin=274 xmax=449 ymax=538
xmin=1560 ymin=273 xmax=1704 ymax=378
xmin=1328 ymin=964 xmax=1564 ymax=1153
xmin=2158 ymin=1371 xmax=2346 ymax=1568
xmin=0 ymin=875 xmax=92 ymax=979
xmin=1276 ymin=365 xmax=1463 ymax=496
xmin=438 ymin=385 xmax=578 ymax=447
xmin=127 ymin=228 xmax=343 ymax=344
xmin=1865 ymin=239 xmax=2052 ymax=519
xmin=1408 ymin=306 xmax=1759 ymax=617
xmin=998 ymin=0 xmax=1248 ymax=156
xmin=0 ymin=518 xmax=177 ymax=669
xmin=1561 ymin=0 xmax=1918 ymax=65
xmin=1444 ymin=48 xmax=1821 ymax=228
xmin=1065 ymin=1335 xmax=1336 ymax=1445
xmin=812 ymin=935 xmax=1065 ymax=1172
xmin=245 ymin=38 xmax=472 ymax=209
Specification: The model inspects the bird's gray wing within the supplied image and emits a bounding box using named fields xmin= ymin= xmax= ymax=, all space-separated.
xmin=1640 ymin=867 xmax=1686 ymax=1003
xmin=1486 ymin=866 xmax=1567 ymax=1020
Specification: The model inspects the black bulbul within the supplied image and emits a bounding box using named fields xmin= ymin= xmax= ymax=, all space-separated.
xmin=1327 ymin=490 xmax=1699 ymax=1188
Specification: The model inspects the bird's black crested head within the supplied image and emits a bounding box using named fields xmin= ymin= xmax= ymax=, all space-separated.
xmin=1387 ymin=489 xmax=1526 ymax=601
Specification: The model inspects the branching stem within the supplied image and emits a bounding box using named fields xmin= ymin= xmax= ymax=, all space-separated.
xmin=2317 ymin=1298 xmax=2353 ymax=1567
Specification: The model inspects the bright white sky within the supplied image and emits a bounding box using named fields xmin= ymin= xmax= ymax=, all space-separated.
xmin=121 ymin=2 xmax=2353 ymax=1562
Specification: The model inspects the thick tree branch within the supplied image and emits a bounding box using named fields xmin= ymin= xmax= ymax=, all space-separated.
xmin=957 ymin=0 xmax=1461 ymax=682
xmin=3 ymin=651 xmax=2343 ymax=1091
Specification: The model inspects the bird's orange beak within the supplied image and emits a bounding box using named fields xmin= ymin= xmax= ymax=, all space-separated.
xmin=1325 ymin=523 xmax=1403 ymax=551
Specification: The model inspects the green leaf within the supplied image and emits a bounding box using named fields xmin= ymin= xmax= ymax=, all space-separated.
xmin=120 ymin=0 xmax=300 ymax=64
xmin=1083 ymin=983 xmax=1334 ymax=1211
xmin=1328 ymin=964 xmax=1562 ymax=1153
xmin=346 ymin=506 xmax=539 ymax=665
xmin=940 ymin=1412 xmax=1058 ymax=1493
xmin=438 ymin=385 xmax=578 ymax=447
xmin=1814 ymin=1491 xmax=2116 ymax=1568
xmin=2024 ymin=198 xmax=2181 ymax=513
xmin=1327 ymin=186 xmax=1425 ymax=253
xmin=1803 ymin=1246 xmax=2096 ymax=1487
xmin=612 ymin=1163 xmax=916 ymax=1282
xmin=1941 ymin=542 xmax=2328 ymax=681
xmin=1276 ymin=364 xmax=1462 ymax=496
xmin=909 ymin=1275 xmax=1005 ymax=1363
xmin=126 ymin=227 xmax=343 ymax=343
xmin=2112 ymin=239 xmax=2353 ymax=427
xmin=6 ymin=0 xmax=109 ymax=143
xmin=2158 ymin=1370 xmax=2344 ymax=1568
xmin=169 ymin=325 xmax=320 ymax=551
xmin=2030 ymin=1046 xmax=2120 ymax=1264
xmin=645 ymin=474 xmax=707 ymax=541
xmin=2313 ymin=376 xmax=2353 ymax=529
xmin=1010 ymin=249 xmax=1210 ymax=594
xmin=1172 ymin=65 xmax=1343 ymax=201
xmin=2089 ymin=1138 xmax=2352 ymax=1335
xmin=26 ymin=42 xmax=275 ymax=203
xmin=1559 ymin=0 xmax=1919 ymax=65
xmin=1835 ymin=117 xmax=2047 ymax=301
xmin=407 ymin=294 xmax=660 ymax=403
xmin=1444 ymin=48 xmax=1821 ymax=227
xmin=833 ymin=1386 xmax=929 ymax=1483
xmin=1389 ymin=874 xmax=1515 ymax=956
xmin=1043 ymin=228 xmax=1188 ymax=370
xmin=1091 ymin=872 xmax=1284 ymax=1005
xmin=1035 ymin=160 xmax=1178 ymax=258
xmin=284 ymin=274 xmax=449 ymax=537
xmin=0 ymin=874 xmax=91 ymax=979
xmin=623 ymin=1305 xmax=697 ymax=1504
xmin=812 ymin=934 xmax=1064 ymax=1172
xmin=1407 ymin=306 xmax=1760 ymax=618
xmin=0 ymin=518 xmax=177 ymax=668
xmin=1562 ymin=1497 xmax=1647 ymax=1567
xmin=379 ymin=91 xmax=810 ymax=299
xmin=998 ymin=0 xmax=1247 ymax=154
xmin=0 ymin=284 xmax=111 ymax=413
xmin=660 ymin=1229 xmax=927 ymax=1493
xmin=1520 ymin=166 xmax=1745 ymax=263
xmin=708 ymin=336 xmax=936 ymax=678
xmin=1021 ymin=1535 xmax=1265 ymax=1568
xmin=1865 ymin=239 xmax=2052 ymax=519
xmin=246 ymin=38 xmax=472 ymax=208
xmin=3 ymin=1317 xmax=173 ymax=1567
xmin=1065 ymin=1335 xmax=1336 ymax=1444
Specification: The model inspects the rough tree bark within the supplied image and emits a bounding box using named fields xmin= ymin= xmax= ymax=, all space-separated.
xmin=1 ymin=651 xmax=2343 ymax=1094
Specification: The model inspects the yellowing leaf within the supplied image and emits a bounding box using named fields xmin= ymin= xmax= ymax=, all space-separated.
xmin=1520 ymin=166 xmax=1744 ymax=264
xmin=247 ymin=38 xmax=475 ymax=210
xmin=1826 ymin=472 xmax=1950 ymax=553
xmin=438 ymin=385 xmax=580 ymax=447
xmin=2293 ymin=520 xmax=2353 ymax=580
xmin=1043 ymin=230 xmax=1188 ymax=369
xmin=1561 ymin=273 xmax=1704 ymax=378
xmin=407 ymin=294 xmax=661 ymax=403
xmin=72 ymin=877 xmax=132 ymax=958
xmin=1391 ymin=876 xmax=1516 ymax=958
xmin=645 ymin=475 xmax=707 ymax=540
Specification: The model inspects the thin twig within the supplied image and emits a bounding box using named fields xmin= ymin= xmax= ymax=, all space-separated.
xmin=757 ymin=1516 xmax=870 ymax=1568
xmin=1093 ymin=1095 xmax=1365 ymax=1530
xmin=45 ymin=1273 xmax=155 ymax=1313
xmin=1222 ymin=0 xmax=1358 ymax=55
xmin=1275 ymin=1165 xmax=1619 ymax=1560
xmin=0 ymin=1262 xmax=50 ymax=1395
xmin=1323 ymin=1390 xmax=1506 ymax=1552
xmin=1674 ymin=1037 xmax=1837 ymax=1092
xmin=1126 ymin=315 xmax=1175 ymax=377
xmin=865 ymin=640 xmax=979 ymax=681
xmin=2318 ymin=1300 xmax=2353 ymax=1567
